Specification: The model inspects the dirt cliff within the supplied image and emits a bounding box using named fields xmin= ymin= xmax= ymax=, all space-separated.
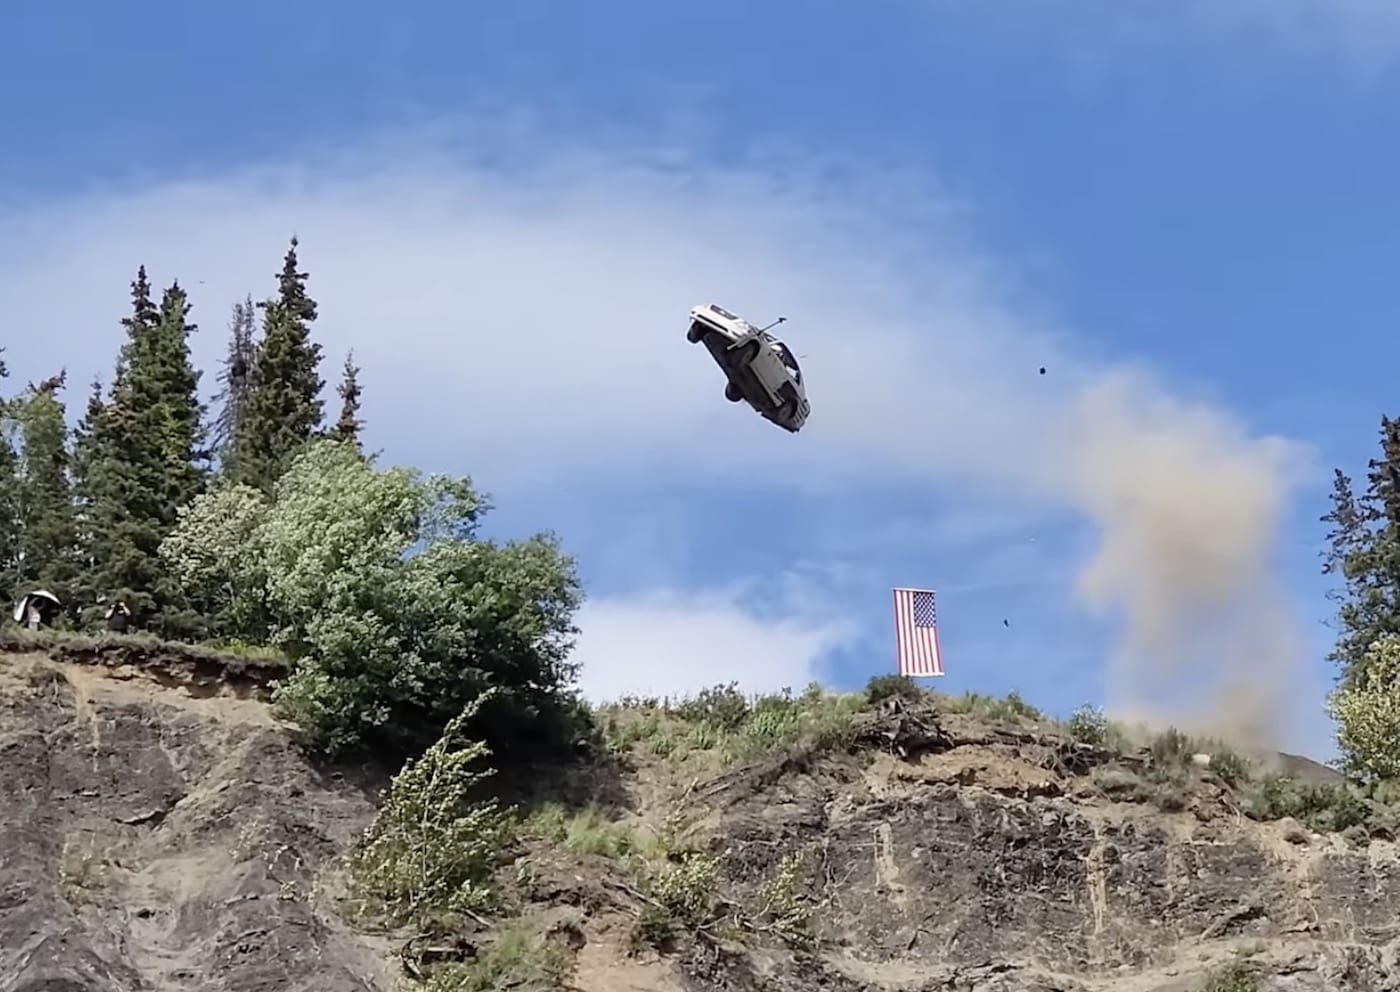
xmin=0 ymin=642 xmax=395 ymax=991
xmin=3 ymin=641 xmax=1399 ymax=992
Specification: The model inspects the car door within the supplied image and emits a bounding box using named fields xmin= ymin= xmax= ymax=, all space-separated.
xmin=750 ymin=337 xmax=790 ymax=399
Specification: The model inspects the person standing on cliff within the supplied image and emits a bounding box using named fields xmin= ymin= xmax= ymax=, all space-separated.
xmin=103 ymin=600 xmax=131 ymax=633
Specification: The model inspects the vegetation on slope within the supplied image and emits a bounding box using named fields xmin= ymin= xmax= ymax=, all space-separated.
xmin=336 ymin=673 xmax=1400 ymax=987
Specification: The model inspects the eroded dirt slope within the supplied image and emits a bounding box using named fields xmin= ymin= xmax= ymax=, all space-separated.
xmin=5 ymin=646 xmax=1400 ymax=992
xmin=0 ymin=653 xmax=396 ymax=992
xmin=500 ymin=698 xmax=1400 ymax=992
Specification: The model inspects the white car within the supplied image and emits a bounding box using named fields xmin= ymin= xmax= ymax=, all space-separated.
xmin=686 ymin=303 xmax=810 ymax=433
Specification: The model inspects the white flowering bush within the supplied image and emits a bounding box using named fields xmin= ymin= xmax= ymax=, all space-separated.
xmin=158 ymin=482 xmax=271 ymax=640
xmin=159 ymin=439 xmax=586 ymax=762
xmin=1329 ymin=635 xmax=1400 ymax=782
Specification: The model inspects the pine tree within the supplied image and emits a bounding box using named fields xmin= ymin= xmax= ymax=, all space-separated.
xmin=233 ymin=236 xmax=325 ymax=491
xmin=1322 ymin=415 xmax=1400 ymax=687
xmin=333 ymin=351 xmax=363 ymax=445
xmin=13 ymin=372 xmax=80 ymax=609
xmin=214 ymin=295 xmax=258 ymax=473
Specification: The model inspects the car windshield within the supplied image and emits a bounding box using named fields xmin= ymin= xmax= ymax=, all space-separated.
xmin=773 ymin=342 xmax=801 ymax=381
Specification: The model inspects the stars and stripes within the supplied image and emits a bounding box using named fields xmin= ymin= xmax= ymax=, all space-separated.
xmin=892 ymin=587 xmax=943 ymax=677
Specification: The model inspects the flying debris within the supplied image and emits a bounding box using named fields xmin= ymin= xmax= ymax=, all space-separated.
xmin=1039 ymin=367 xmax=1046 ymax=375
xmin=686 ymin=303 xmax=810 ymax=434
xmin=1003 ymin=618 xmax=1010 ymax=627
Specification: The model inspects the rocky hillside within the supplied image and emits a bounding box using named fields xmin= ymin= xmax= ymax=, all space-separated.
xmin=3 ymin=637 xmax=1399 ymax=992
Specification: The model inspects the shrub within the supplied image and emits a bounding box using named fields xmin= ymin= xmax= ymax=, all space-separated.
xmin=1328 ymin=635 xmax=1400 ymax=782
xmin=526 ymin=804 xmax=636 ymax=859
xmin=346 ymin=694 xmax=514 ymax=931
xmin=599 ymin=684 xmax=862 ymax=768
xmin=1149 ymin=727 xmax=1193 ymax=768
xmin=865 ymin=674 xmax=923 ymax=705
xmin=756 ymin=847 xmax=826 ymax=948
xmin=1092 ymin=765 xmax=1150 ymax=800
xmin=1197 ymin=961 xmax=1260 ymax=992
xmin=633 ymin=851 xmax=723 ymax=949
xmin=1246 ymin=774 xmax=1372 ymax=834
xmin=164 ymin=439 xmax=586 ymax=764
xmin=672 ymin=683 xmax=750 ymax=730
xmin=1067 ymin=703 xmax=1112 ymax=747
xmin=1207 ymin=747 xmax=1252 ymax=787
xmin=423 ymin=923 xmax=572 ymax=992
xmin=1000 ymin=691 xmax=1042 ymax=721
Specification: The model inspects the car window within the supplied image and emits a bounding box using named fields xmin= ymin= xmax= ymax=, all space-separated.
xmin=773 ymin=342 xmax=801 ymax=381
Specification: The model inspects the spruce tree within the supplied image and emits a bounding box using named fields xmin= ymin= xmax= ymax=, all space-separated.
xmin=233 ymin=236 xmax=325 ymax=491
xmin=87 ymin=269 xmax=165 ymax=625
xmin=69 ymin=375 xmax=107 ymax=612
xmin=150 ymin=281 xmax=209 ymax=507
xmin=214 ymin=295 xmax=258 ymax=474
xmin=333 ymin=351 xmax=363 ymax=445
xmin=13 ymin=372 xmax=80 ymax=609
xmin=82 ymin=269 xmax=209 ymax=634
xmin=1322 ymin=415 xmax=1400 ymax=687
xmin=0 ymin=350 xmax=22 ymax=600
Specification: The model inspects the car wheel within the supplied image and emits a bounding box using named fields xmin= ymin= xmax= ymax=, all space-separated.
xmin=725 ymin=383 xmax=742 ymax=402
xmin=687 ymin=323 xmax=705 ymax=343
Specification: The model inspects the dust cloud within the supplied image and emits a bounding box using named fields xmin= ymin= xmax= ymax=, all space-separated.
xmin=1053 ymin=369 xmax=1313 ymax=753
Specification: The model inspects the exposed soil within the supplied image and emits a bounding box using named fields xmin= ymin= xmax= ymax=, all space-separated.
xmin=2 ymin=646 xmax=1397 ymax=992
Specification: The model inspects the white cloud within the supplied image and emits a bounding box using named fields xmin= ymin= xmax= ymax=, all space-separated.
xmin=901 ymin=0 xmax=1400 ymax=72
xmin=0 ymin=119 xmax=1321 ymax=749
xmin=570 ymin=588 xmax=855 ymax=703
xmin=1192 ymin=0 xmax=1400 ymax=57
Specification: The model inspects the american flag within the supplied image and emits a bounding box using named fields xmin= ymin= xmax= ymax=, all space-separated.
xmin=892 ymin=587 xmax=943 ymax=677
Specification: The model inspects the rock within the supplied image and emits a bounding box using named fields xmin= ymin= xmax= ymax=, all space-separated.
xmin=1280 ymin=818 xmax=1311 ymax=845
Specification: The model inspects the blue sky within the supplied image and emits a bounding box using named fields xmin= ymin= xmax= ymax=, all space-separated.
xmin=4 ymin=1 xmax=1399 ymax=758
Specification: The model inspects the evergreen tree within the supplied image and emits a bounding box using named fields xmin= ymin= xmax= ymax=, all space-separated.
xmin=0 ymin=349 xmax=22 ymax=599
xmin=333 ymin=351 xmax=363 ymax=445
xmin=13 ymin=372 xmax=79 ymax=609
xmin=214 ymin=295 xmax=258 ymax=473
xmin=150 ymin=281 xmax=209 ymax=506
xmin=81 ymin=269 xmax=209 ymax=635
xmin=233 ymin=236 xmax=325 ymax=491
xmin=69 ymin=375 xmax=107 ymax=611
xmin=1322 ymin=415 xmax=1400 ymax=687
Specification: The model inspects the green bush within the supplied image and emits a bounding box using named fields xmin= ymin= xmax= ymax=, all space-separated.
xmin=162 ymin=440 xmax=586 ymax=764
xmin=672 ymin=683 xmax=750 ymax=730
xmin=1328 ymin=635 xmax=1400 ymax=782
xmin=1196 ymin=961 xmax=1260 ymax=992
xmin=1206 ymin=747 xmax=1252 ymax=787
xmin=633 ymin=850 xmax=723 ymax=949
xmin=1246 ymin=774 xmax=1372 ymax=834
xmin=526 ymin=803 xmax=636 ymax=859
xmin=864 ymin=674 xmax=923 ymax=705
xmin=599 ymin=684 xmax=863 ymax=768
xmin=422 ymin=923 xmax=572 ymax=992
xmin=346 ymin=695 xmax=514 ymax=931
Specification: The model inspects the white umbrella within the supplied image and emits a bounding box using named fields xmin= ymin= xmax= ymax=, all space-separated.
xmin=13 ymin=589 xmax=61 ymax=624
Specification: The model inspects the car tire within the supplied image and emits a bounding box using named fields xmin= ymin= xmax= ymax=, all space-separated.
xmin=687 ymin=323 xmax=705 ymax=343
xmin=725 ymin=383 xmax=742 ymax=402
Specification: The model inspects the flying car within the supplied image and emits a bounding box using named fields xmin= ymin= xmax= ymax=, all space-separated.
xmin=686 ymin=303 xmax=810 ymax=433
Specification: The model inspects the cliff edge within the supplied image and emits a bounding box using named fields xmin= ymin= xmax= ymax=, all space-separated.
xmin=2 ymin=641 xmax=1396 ymax=992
